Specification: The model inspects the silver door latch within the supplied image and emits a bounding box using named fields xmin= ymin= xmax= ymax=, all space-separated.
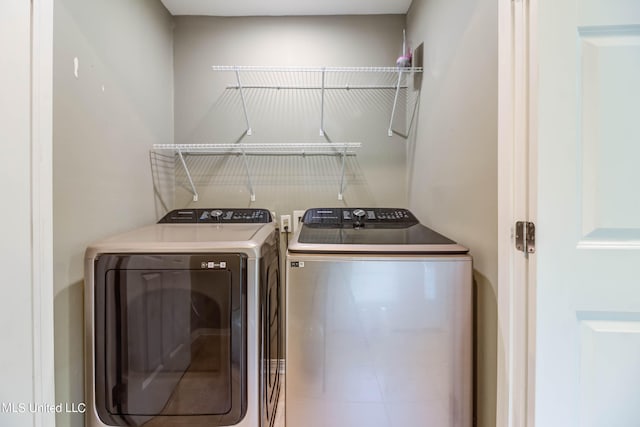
xmin=515 ymin=221 xmax=536 ymax=254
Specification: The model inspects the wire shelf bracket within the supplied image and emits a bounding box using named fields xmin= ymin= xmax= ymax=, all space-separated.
xmin=388 ymin=69 xmax=404 ymax=137
xmin=176 ymin=147 xmax=198 ymax=202
xmin=234 ymin=69 xmax=252 ymax=136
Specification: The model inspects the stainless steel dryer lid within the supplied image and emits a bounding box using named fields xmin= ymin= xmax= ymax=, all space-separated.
xmin=85 ymin=208 xmax=276 ymax=258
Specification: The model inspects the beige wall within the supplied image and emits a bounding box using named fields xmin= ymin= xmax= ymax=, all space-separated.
xmin=170 ymin=15 xmax=410 ymax=217
xmin=50 ymin=4 xmax=497 ymax=426
xmin=406 ymin=0 xmax=498 ymax=426
xmin=52 ymin=0 xmax=174 ymax=425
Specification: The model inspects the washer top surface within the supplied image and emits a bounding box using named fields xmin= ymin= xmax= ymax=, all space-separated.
xmin=289 ymin=208 xmax=469 ymax=254
xmin=86 ymin=208 xmax=276 ymax=258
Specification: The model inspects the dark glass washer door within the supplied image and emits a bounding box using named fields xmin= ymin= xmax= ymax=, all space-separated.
xmin=94 ymin=253 xmax=247 ymax=427
xmin=298 ymin=224 xmax=456 ymax=245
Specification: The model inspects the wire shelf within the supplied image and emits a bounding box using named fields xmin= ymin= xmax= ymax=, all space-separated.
xmin=152 ymin=143 xmax=361 ymax=202
xmin=212 ymin=65 xmax=421 ymax=137
xmin=211 ymin=65 xmax=423 ymax=73
xmin=153 ymin=142 xmax=361 ymax=155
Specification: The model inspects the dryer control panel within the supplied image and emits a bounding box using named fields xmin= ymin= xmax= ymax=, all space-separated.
xmin=159 ymin=208 xmax=272 ymax=224
xmin=302 ymin=208 xmax=419 ymax=228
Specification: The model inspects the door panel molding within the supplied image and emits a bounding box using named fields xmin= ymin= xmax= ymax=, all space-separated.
xmin=578 ymin=314 xmax=640 ymax=427
xmin=577 ymin=26 xmax=640 ymax=247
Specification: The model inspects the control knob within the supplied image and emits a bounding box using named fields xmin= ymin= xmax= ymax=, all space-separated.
xmin=210 ymin=209 xmax=224 ymax=220
xmin=352 ymin=209 xmax=366 ymax=219
xmin=352 ymin=209 xmax=366 ymax=228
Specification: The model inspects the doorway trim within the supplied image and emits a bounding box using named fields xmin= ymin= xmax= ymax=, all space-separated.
xmin=497 ymin=0 xmax=537 ymax=426
xmin=31 ymin=0 xmax=55 ymax=425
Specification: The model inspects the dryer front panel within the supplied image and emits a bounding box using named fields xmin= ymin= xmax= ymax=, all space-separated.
xmin=93 ymin=253 xmax=247 ymax=426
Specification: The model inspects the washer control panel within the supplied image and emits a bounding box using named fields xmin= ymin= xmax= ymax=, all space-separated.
xmin=159 ymin=208 xmax=272 ymax=224
xmin=303 ymin=208 xmax=418 ymax=228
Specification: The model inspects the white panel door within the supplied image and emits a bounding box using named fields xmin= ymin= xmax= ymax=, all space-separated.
xmin=536 ymin=0 xmax=640 ymax=426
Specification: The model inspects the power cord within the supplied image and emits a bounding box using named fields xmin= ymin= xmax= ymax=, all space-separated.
xmin=284 ymin=225 xmax=289 ymax=250
xmin=282 ymin=225 xmax=289 ymax=289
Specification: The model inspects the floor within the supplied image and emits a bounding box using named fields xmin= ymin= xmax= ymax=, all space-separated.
xmin=273 ymin=378 xmax=285 ymax=427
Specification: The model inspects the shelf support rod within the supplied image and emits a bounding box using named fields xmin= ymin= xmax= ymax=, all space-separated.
xmin=388 ymin=69 xmax=404 ymax=136
xmin=235 ymin=68 xmax=252 ymax=136
xmin=320 ymin=68 xmax=326 ymax=136
xmin=338 ymin=145 xmax=347 ymax=201
xmin=239 ymin=145 xmax=256 ymax=202
xmin=177 ymin=149 xmax=198 ymax=202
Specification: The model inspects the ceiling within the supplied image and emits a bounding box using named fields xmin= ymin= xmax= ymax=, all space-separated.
xmin=159 ymin=0 xmax=413 ymax=17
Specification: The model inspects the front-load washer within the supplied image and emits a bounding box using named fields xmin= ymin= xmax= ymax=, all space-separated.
xmin=286 ymin=208 xmax=472 ymax=427
xmin=85 ymin=208 xmax=281 ymax=427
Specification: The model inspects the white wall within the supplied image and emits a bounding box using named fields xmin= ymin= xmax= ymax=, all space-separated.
xmin=52 ymin=0 xmax=174 ymax=425
xmin=170 ymin=15 xmax=410 ymax=216
xmin=406 ymin=1 xmax=498 ymax=426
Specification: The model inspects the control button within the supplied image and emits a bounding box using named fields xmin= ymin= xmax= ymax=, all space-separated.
xmin=367 ymin=210 xmax=376 ymax=220
xmin=210 ymin=209 xmax=224 ymax=218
